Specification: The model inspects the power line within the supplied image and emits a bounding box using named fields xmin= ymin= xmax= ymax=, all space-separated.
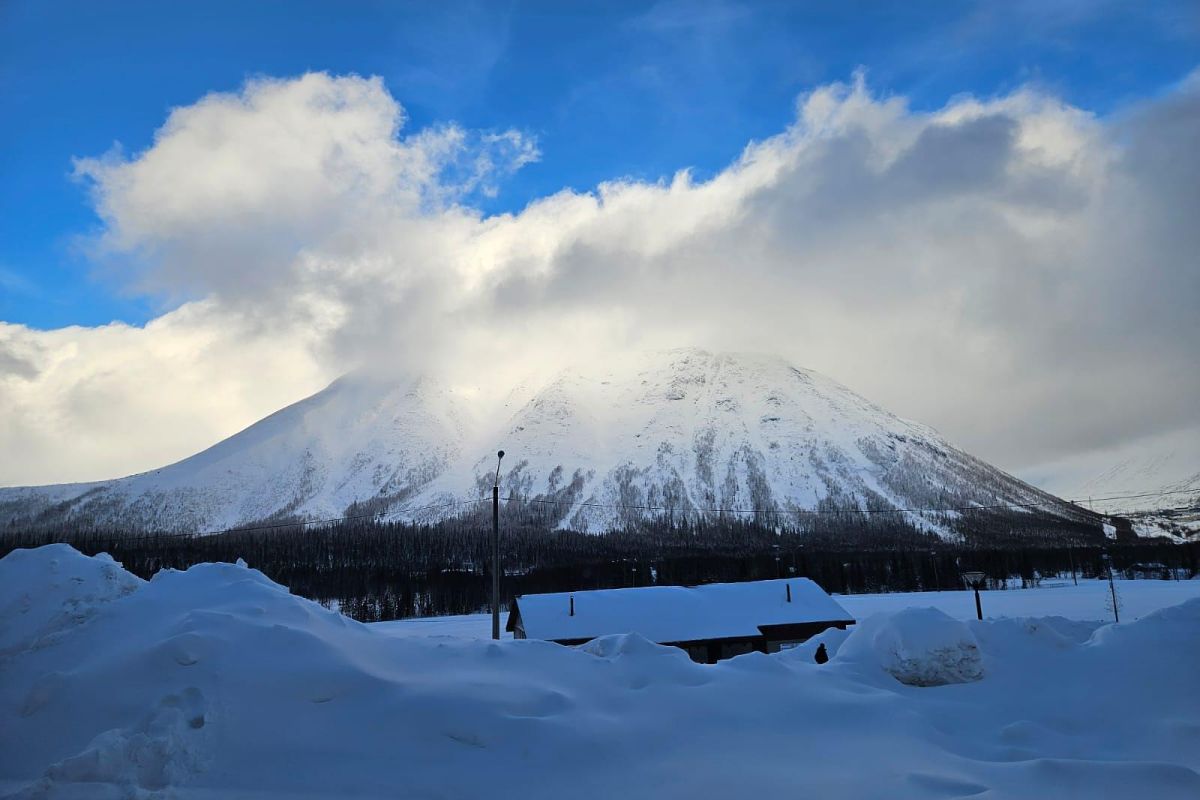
xmin=1071 ymin=487 xmax=1199 ymax=503
xmin=18 ymin=487 xmax=1195 ymax=542
xmin=496 ymin=487 xmax=1198 ymax=518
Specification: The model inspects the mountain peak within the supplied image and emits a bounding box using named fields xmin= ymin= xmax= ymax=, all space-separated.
xmin=1 ymin=350 xmax=1085 ymax=539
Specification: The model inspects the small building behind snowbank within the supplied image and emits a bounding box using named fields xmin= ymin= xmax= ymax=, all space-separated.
xmin=506 ymin=578 xmax=855 ymax=663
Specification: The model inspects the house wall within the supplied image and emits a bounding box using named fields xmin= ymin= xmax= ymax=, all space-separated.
xmin=535 ymin=620 xmax=854 ymax=663
xmin=680 ymin=640 xmax=762 ymax=664
xmin=760 ymin=621 xmax=850 ymax=655
xmin=675 ymin=620 xmax=852 ymax=663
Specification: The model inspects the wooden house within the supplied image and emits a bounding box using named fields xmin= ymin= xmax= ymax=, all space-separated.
xmin=506 ymin=578 xmax=854 ymax=663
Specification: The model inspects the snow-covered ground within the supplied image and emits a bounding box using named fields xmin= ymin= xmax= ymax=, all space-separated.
xmin=3 ymin=545 xmax=1199 ymax=799
xmin=373 ymin=578 xmax=1200 ymax=641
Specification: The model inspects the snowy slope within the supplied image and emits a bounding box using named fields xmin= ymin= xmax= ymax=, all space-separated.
xmin=1025 ymin=424 xmax=1200 ymax=539
xmin=0 ymin=374 xmax=473 ymax=532
xmin=2 ymin=545 xmax=1199 ymax=799
xmin=410 ymin=349 xmax=1083 ymax=533
xmin=0 ymin=348 xmax=1086 ymax=537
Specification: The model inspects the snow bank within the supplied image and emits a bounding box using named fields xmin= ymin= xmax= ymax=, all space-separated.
xmin=9 ymin=687 xmax=209 ymax=800
xmin=1089 ymin=596 xmax=1200 ymax=648
xmin=836 ymin=607 xmax=983 ymax=686
xmin=2 ymin=545 xmax=1198 ymax=800
xmin=0 ymin=544 xmax=142 ymax=659
xmin=778 ymin=623 xmax=852 ymax=664
xmin=579 ymin=631 xmax=669 ymax=659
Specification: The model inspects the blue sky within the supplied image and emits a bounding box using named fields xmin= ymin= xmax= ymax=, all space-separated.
xmin=2 ymin=0 xmax=1197 ymax=329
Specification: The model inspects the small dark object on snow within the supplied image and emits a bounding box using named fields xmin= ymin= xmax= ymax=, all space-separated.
xmin=814 ymin=643 xmax=829 ymax=664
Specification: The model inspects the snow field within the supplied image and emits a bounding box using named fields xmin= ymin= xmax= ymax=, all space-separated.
xmin=372 ymin=577 xmax=1200 ymax=641
xmin=2 ymin=545 xmax=1198 ymax=799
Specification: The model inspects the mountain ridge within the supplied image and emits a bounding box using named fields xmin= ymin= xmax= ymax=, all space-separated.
xmin=1 ymin=348 xmax=1098 ymax=539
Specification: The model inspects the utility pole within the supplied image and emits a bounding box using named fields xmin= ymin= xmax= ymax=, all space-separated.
xmin=1105 ymin=551 xmax=1120 ymax=623
xmin=491 ymin=450 xmax=505 ymax=640
xmin=1068 ymin=542 xmax=1078 ymax=586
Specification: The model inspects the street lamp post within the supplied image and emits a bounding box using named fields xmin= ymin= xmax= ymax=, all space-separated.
xmin=491 ymin=450 xmax=505 ymax=640
xmin=961 ymin=571 xmax=986 ymax=620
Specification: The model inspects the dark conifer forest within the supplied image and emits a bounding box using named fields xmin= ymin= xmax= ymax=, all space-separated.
xmin=4 ymin=503 xmax=1196 ymax=622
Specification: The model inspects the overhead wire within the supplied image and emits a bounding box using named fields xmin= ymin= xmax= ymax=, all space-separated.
xmin=497 ymin=487 xmax=1200 ymax=518
xmin=10 ymin=487 xmax=1195 ymax=542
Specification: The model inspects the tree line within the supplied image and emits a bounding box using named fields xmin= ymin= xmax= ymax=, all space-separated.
xmin=3 ymin=507 xmax=1195 ymax=622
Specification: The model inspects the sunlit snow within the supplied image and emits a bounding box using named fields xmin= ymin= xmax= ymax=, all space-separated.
xmin=2 ymin=545 xmax=1198 ymax=798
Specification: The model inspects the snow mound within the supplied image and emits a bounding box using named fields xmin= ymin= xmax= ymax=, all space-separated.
xmin=579 ymin=632 xmax=669 ymax=659
xmin=779 ymin=624 xmax=852 ymax=663
xmin=837 ymin=607 xmax=983 ymax=686
xmin=10 ymin=687 xmax=209 ymax=800
xmin=1088 ymin=596 xmax=1200 ymax=648
xmin=579 ymin=633 xmax=709 ymax=690
xmin=3 ymin=546 xmax=1199 ymax=799
xmin=0 ymin=544 xmax=143 ymax=659
xmin=1133 ymin=595 xmax=1200 ymax=624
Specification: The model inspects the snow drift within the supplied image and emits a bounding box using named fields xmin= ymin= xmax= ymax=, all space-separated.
xmin=0 ymin=544 xmax=142 ymax=659
xmin=836 ymin=607 xmax=984 ymax=686
xmin=2 ymin=545 xmax=1198 ymax=799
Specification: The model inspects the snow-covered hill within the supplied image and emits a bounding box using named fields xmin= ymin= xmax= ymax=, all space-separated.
xmin=0 ymin=349 xmax=1090 ymax=537
xmin=0 ymin=374 xmax=475 ymax=532
xmin=1079 ymin=467 xmax=1200 ymax=542
xmin=1025 ymin=424 xmax=1200 ymax=540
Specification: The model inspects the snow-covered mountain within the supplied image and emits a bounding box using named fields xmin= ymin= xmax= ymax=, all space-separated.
xmin=1 ymin=349 xmax=1092 ymax=538
xmin=1029 ymin=425 xmax=1200 ymax=510
xmin=1027 ymin=424 xmax=1200 ymax=540
xmin=0 ymin=374 xmax=475 ymax=533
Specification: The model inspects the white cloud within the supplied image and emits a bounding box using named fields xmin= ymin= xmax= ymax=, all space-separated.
xmin=2 ymin=70 xmax=1197 ymax=487
xmin=72 ymin=73 xmax=537 ymax=304
xmin=0 ymin=303 xmax=329 ymax=485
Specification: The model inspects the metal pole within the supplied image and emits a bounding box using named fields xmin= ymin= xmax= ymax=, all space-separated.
xmin=1107 ymin=556 xmax=1120 ymax=623
xmin=491 ymin=450 xmax=504 ymax=641
xmin=492 ymin=484 xmax=500 ymax=639
xmin=974 ymin=587 xmax=982 ymax=620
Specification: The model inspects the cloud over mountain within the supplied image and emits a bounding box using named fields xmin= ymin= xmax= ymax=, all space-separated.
xmin=1 ymin=70 xmax=1197 ymax=487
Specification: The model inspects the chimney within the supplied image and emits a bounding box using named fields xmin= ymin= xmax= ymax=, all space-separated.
xmin=569 ymin=595 xmax=575 ymax=616
xmin=785 ymin=583 xmax=792 ymax=603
